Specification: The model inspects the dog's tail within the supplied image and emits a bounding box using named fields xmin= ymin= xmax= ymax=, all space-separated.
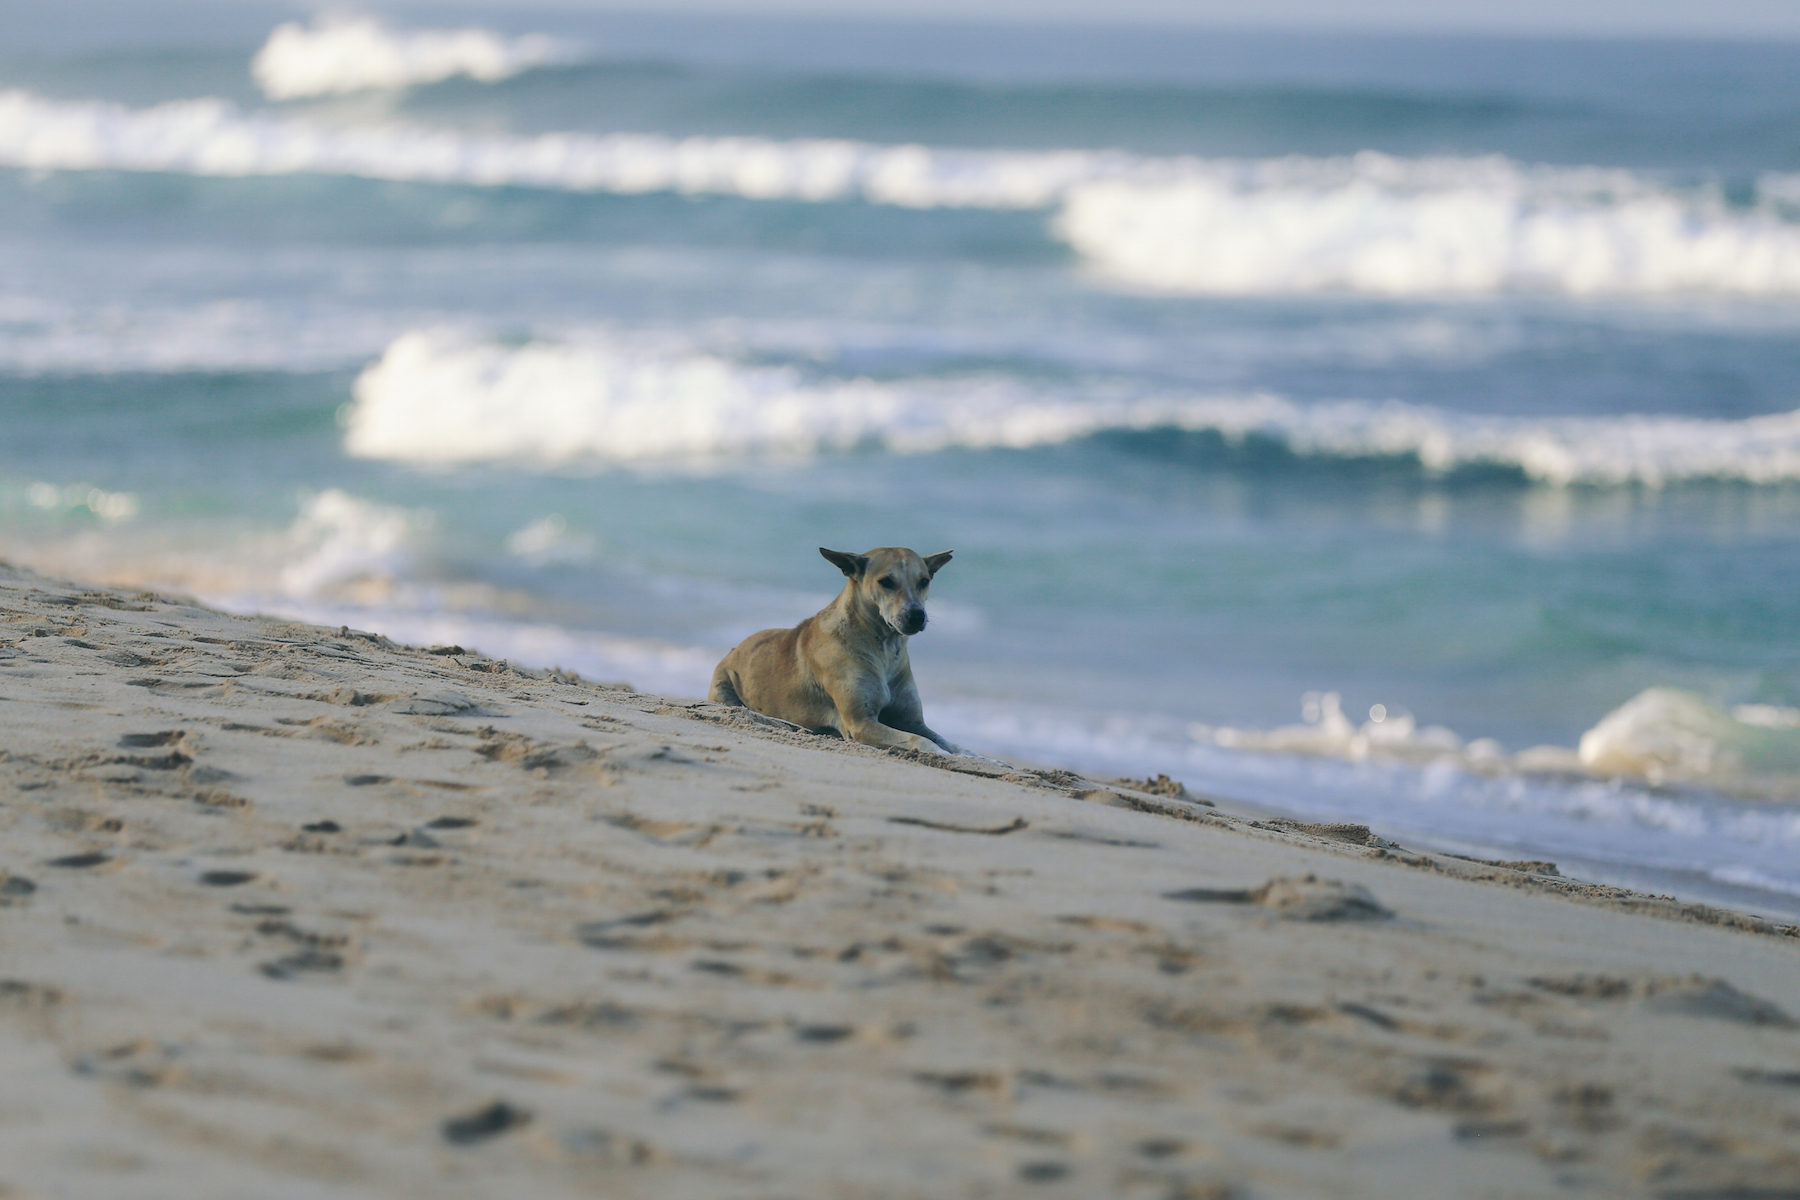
xmin=708 ymin=665 xmax=745 ymax=707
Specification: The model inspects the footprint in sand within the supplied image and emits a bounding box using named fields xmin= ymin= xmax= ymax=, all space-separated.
xmin=1734 ymin=1068 xmax=1800 ymax=1088
xmin=441 ymin=1100 xmax=531 ymax=1145
xmin=46 ymin=852 xmax=112 ymax=869
xmin=1165 ymin=875 xmax=1392 ymax=922
xmin=311 ymin=688 xmax=392 ymax=707
xmin=560 ymin=1129 xmax=661 ymax=1165
xmin=603 ymin=812 xmax=719 ymax=846
xmin=1529 ymin=973 xmax=1796 ymax=1028
xmin=1643 ymin=978 xmax=1796 ymax=1028
xmin=391 ymin=690 xmax=480 ymax=716
xmin=888 ymin=815 xmax=1028 ymax=836
xmin=255 ymin=919 xmax=352 ymax=979
xmin=117 ymin=731 xmax=184 ymax=748
xmin=794 ymin=1024 xmax=856 ymax=1043
xmin=575 ymin=911 xmax=684 ymax=951
xmin=259 ymin=949 xmax=346 ymax=980
xmin=198 ymin=870 xmax=258 ymax=887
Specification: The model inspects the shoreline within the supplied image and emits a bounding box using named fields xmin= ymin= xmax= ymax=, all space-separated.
xmin=3 ymin=561 xmax=1798 ymax=1197
xmin=171 ymin=588 xmax=1800 ymax=927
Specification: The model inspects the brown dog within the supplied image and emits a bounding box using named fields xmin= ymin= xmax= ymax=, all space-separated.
xmin=708 ymin=546 xmax=960 ymax=755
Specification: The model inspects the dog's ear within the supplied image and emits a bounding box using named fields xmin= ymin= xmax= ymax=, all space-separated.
xmin=819 ymin=547 xmax=870 ymax=578
xmin=923 ymin=550 xmax=953 ymax=578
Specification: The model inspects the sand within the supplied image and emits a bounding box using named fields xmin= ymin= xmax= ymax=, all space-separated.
xmin=1 ymin=560 xmax=1798 ymax=1200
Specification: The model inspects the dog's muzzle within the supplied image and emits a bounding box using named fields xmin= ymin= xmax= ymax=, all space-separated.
xmin=900 ymin=606 xmax=927 ymax=635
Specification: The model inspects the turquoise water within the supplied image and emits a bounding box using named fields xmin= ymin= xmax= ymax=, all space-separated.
xmin=4 ymin=8 xmax=1800 ymax=913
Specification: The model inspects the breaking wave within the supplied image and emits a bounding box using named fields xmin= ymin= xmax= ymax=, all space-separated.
xmin=0 ymin=89 xmax=1112 ymax=206
xmin=343 ymin=329 xmax=1800 ymax=485
xmin=5 ymin=90 xmax=1800 ymax=297
xmin=342 ymin=329 xmax=1187 ymax=463
xmin=1057 ymin=158 xmax=1800 ymax=296
xmin=252 ymin=16 xmax=577 ymax=100
xmin=1577 ymin=688 xmax=1800 ymax=794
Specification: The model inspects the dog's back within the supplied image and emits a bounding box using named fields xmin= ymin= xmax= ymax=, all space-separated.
xmin=709 ymin=622 xmax=826 ymax=728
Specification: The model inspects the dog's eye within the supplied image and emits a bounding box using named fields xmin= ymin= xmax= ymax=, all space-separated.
xmin=878 ymin=577 xmax=898 ymax=590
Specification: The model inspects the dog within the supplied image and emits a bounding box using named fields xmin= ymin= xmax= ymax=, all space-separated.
xmin=709 ymin=546 xmax=961 ymax=755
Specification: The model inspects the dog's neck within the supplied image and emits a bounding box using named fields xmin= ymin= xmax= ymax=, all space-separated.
xmin=828 ymin=581 xmax=907 ymax=646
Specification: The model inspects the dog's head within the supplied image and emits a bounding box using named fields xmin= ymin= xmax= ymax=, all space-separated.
xmin=820 ymin=546 xmax=952 ymax=637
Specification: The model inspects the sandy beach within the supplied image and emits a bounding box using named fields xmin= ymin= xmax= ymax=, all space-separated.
xmin=2 ymin=559 xmax=1798 ymax=1200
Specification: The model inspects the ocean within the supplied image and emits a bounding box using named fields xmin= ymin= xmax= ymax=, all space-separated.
xmin=4 ymin=5 xmax=1800 ymax=916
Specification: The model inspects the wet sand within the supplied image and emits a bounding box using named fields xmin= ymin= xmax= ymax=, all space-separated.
xmin=1 ymin=561 xmax=1797 ymax=1199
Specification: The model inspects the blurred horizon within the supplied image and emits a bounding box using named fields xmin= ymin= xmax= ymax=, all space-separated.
xmin=5 ymin=0 xmax=1800 ymax=52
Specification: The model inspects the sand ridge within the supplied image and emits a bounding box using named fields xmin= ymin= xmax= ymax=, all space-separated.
xmin=1 ymin=562 xmax=1798 ymax=1199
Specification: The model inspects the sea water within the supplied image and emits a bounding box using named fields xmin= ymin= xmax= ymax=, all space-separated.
xmin=4 ymin=6 xmax=1800 ymax=915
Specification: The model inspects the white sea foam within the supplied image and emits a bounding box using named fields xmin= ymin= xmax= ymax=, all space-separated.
xmin=341 ymin=328 xmax=1192 ymax=463
xmin=0 ymin=89 xmax=1098 ymax=205
xmin=5 ymin=90 xmax=1800 ymax=297
xmin=1578 ymin=688 xmax=1800 ymax=791
xmin=1203 ymin=691 xmax=1478 ymax=765
xmin=1057 ymin=158 xmax=1800 ymax=296
xmin=252 ymin=17 xmax=575 ymax=100
xmin=342 ymin=328 xmax=1800 ymax=485
xmin=277 ymin=488 xmax=425 ymax=602
xmin=932 ymin=692 xmax=1800 ymax=910
xmin=1178 ymin=686 xmax=1800 ymax=802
